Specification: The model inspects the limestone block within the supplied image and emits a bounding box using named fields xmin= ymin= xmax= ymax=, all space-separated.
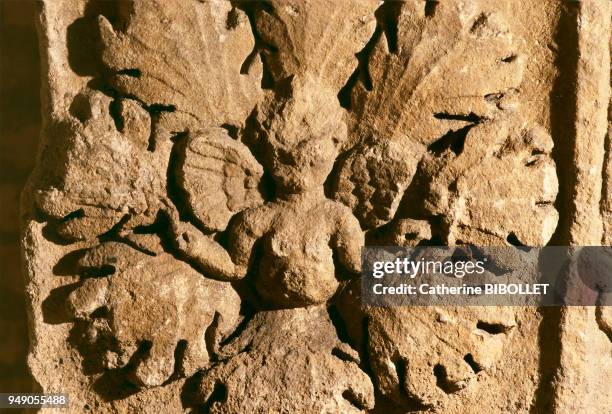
xmin=18 ymin=0 xmax=611 ymax=412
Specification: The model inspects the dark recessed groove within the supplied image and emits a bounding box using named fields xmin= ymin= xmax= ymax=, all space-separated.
xmin=476 ymin=320 xmax=510 ymax=335
xmin=424 ymin=1 xmax=439 ymax=18
xmin=463 ymin=353 xmax=483 ymax=373
xmin=428 ymin=124 xmax=475 ymax=156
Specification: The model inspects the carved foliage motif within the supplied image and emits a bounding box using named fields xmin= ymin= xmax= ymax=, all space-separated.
xmin=67 ymin=242 xmax=240 ymax=387
xmin=31 ymin=0 xmax=563 ymax=411
xmin=349 ymin=0 xmax=525 ymax=145
xmin=366 ymin=306 xmax=517 ymax=408
xmin=98 ymin=0 xmax=262 ymax=129
xmin=417 ymin=117 xmax=559 ymax=246
xmin=35 ymin=90 xmax=168 ymax=241
xmin=253 ymin=0 xmax=378 ymax=90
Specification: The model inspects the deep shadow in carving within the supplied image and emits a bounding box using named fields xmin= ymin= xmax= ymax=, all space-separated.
xmin=166 ymin=132 xmax=200 ymax=227
xmin=463 ymin=353 xmax=482 ymax=374
xmin=602 ymin=101 xmax=611 ymax=246
xmin=180 ymin=369 xmax=203 ymax=411
xmin=427 ymin=124 xmax=475 ymax=156
xmin=342 ymin=389 xmax=368 ymax=411
xmin=424 ymin=1 xmax=439 ymax=18
xmin=42 ymin=218 xmax=80 ymax=246
xmin=327 ymin=304 xmax=353 ymax=345
xmin=233 ymin=0 xmax=276 ymax=89
xmin=476 ymin=320 xmax=511 ymax=335
xmin=66 ymin=0 xmax=132 ymax=77
xmin=506 ymin=232 xmax=531 ymax=251
xmin=41 ymin=282 xmax=80 ymax=324
xmin=180 ymin=371 xmax=228 ymax=413
xmin=376 ymin=0 xmax=403 ymax=55
xmin=52 ymin=248 xmax=89 ymax=276
xmin=90 ymin=341 xmax=148 ymax=401
xmin=433 ymin=112 xmax=482 ymax=123
xmin=548 ymin=1 xmax=580 ymax=246
xmin=336 ymin=0 xmax=401 ymax=109
xmin=529 ymin=307 xmax=563 ymax=414
xmin=433 ymin=363 xmax=462 ymax=394
xmin=218 ymin=302 xmax=256 ymax=351
xmin=337 ymin=21 xmax=383 ymax=108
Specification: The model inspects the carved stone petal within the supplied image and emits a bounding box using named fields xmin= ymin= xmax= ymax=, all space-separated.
xmin=98 ymin=0 xmax=262 ymax=129
xmin=178 ymin=128 xmax=264 ymax=232
xmin=366 ymin=306 xmax=516 ymax=408
xmin=67 ymin=242 xmax=241 ymax=387
xmin=349 ymin=0 xmax=525 ymax=146
xmin=34 ymin=91 xmax=167 ymax=241
xmin=254 ymin=0 xmax=378 ymax=89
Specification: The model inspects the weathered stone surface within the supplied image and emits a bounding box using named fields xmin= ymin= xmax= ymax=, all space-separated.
xmin=188 ymin=306 xmax=374 ymax=413
xmin=255 ymin=77 xmax=348 ymax=193
xmin=170 ymin=83 xmax=363 ymax=307
xmin=34 ymin=90 xmax=169 ymax=241
xmin=66 ymin=241 xmax=240 ymax=388
xmin=17 ymin=0 xmax=612 ymax=413
xmin=253 ymin=0 xmax=378 ymax=89
xmin=366 ymin=306 xmax=516 ymax=409
xmin=417 ymin=117 xmax=559 ymax=246
xmin=97 ymin=0 xmax=262 ymax=129
xmin=348 ymin=0 xmax=524 ymax=147
xmin=177 ymin=128 xmax=264 ymax=232
xmin=331 ymin=138 xmax=422 ymax=229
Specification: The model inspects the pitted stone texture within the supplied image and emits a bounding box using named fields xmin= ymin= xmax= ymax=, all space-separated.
xmin=23 ymin=0 xmax=612 ymax=412
xmin=191 ymin=306 xmax=374 ymax=413
xmin=254 ymin=0 xmax=378 ymax=89
xmin=331 ymin=138 xmax=422 ymax=229
xmin=34 ymin=90 xmax=169 ymax=242
xmin=171 ymin=180 xmax=363 ymax=308
xmin=66 ymin=241 xmax=240 ymax=387
xmin=349 ymin=0 xmax=524 ymax=147
xmin=418 ymin=117 xmax=558 ymax=246
xmin=255 ymin=78 xmax=348 ymax=194
xmin=98 ymin=0 xmax=262 ymax=129
xmin=366 ymin=306 xmax=516 ymax=410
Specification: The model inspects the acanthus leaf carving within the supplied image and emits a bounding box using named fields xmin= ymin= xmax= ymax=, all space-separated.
xmin=67 ymin=241 xmax=241 ymax=388
xmin=418 ymin=117 xmax=558 ymax=246
xmin=253 ymin=0 xmax=379 ymax=90
xmin=24 ymin=0 xmax=578 ymax=411
xmin=349 ymin=0 xmax=525 ymax=146
xmin=365 ymin=306 xmax=517 ymax=409
xmin=35 ymin=90 xmax=169 ymax=241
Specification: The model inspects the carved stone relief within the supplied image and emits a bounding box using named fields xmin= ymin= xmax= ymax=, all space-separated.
xmin=20 ymin=0 xmax=611 ymax=413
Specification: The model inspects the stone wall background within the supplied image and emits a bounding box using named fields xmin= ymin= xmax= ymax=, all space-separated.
xmin=0 ymin=0 xmax=39 ymax=396
xmin=3 ymin=0 xmax=611 ymax=412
